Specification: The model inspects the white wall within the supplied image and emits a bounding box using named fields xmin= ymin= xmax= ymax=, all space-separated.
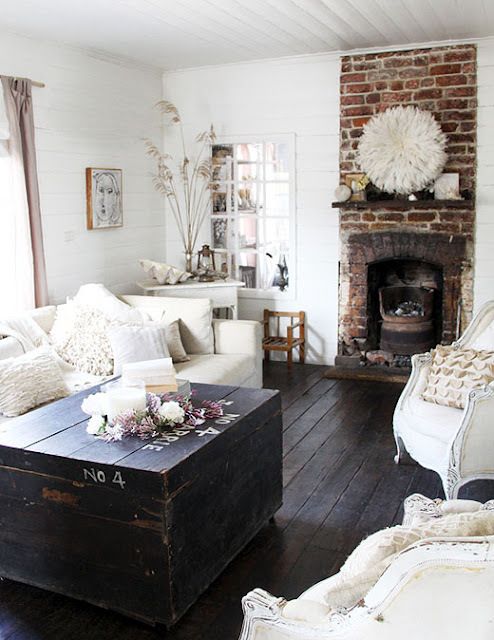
xmin=0 ymin=31 xmax=165 ymax=303
xmin=475 ymin=38 xmax=494 ymax=311
xmin=163 ymin=54 xmax=341 ymax=364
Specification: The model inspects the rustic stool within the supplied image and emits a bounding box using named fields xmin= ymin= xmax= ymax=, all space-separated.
xmin=263 ymin=310 xmax=305 ymax=368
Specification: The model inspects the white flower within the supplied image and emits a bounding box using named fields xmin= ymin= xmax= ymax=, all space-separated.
xmin=86 ymin=415 xmax=106 ymax=435
xmin=158 ymin=401 xmax=185 ymax=424
xmin=81 ymin=392 xmax=108 ymax=416
xmin=105 ymin=423 xmax=124 ymax=441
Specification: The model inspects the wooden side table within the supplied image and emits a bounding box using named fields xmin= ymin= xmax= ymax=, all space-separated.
xmin=136 ymin=279 xmax=245 ymax=319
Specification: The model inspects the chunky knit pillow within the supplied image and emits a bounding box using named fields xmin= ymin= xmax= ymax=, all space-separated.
xmin=422 ymin=345 xmax=494 ymax=409
xmin=50 ymin=302 xmax=117 ymax=376
xmin=0 ymin=347 xmax=69 ymax=416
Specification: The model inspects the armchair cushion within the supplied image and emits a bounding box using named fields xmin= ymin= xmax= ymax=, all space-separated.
xmin=174 ymin=353 xmax=254 ymax=387
xmin=406 ymin=395 xmax=461 ymax=444
xmin=421 ymin=345 xmax=494 ymax=409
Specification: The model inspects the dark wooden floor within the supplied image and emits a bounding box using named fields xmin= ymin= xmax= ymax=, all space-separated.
xmin=0 ymin=363 xmax=492 ymax=639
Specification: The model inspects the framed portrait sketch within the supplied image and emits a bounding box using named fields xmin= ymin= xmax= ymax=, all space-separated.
xmin=86 ymin=168 xmax=123 ymax=229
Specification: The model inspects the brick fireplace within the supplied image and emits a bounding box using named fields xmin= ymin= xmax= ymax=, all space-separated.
xmin=337 ymin=44 xmax=476 ymax=361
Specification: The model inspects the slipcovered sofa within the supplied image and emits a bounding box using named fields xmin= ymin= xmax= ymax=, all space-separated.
xmin=0 ymin=288 xmax=262 ymax=425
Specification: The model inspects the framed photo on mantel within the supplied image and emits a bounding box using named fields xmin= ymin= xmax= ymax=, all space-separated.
xmin=86 ymin=167 xmax=123 ymax=229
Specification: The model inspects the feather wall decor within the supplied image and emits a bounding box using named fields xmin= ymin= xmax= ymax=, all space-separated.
xmin=357 ymin=106 xmax=447 ymax=195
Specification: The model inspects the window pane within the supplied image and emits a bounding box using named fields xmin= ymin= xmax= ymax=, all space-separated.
xmin=236 ymin=143 xmax=261 ymax=163
xmin=239 ymin=217 xmax=257 ymax=249
xmin=265 ymin=142 xmax=289 ymax=180
xmin=237 ymin=180 xmax=261 ymax=213
xmin=238 ymin=253 xmax=257 ymax=289
xmin=212 ymin=145 xmax=234 ymax=181
xmin=265 ymin=182 xmax=289 ymax=216
xmin=261 ymin=218 xmax=289 ymax=254
xmin=212 ymin=186 xmax=234 ymax=214
xmin=211 ymin=217 xmax=229 ymax=250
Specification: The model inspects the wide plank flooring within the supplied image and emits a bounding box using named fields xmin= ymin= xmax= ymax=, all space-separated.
xmin=0 ymin=363 xmax=492 ymax=639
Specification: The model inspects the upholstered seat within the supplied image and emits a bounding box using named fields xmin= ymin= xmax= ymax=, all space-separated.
xmin=238 ymin=494 xmax=494 ymax=640
xmin=394 ymin=300 xmax=494 ymax=499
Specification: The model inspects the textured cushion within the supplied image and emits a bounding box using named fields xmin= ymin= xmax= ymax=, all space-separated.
xmin=107 ymin=324 xmax=170 ymax=375
xmin=422 ymin=345 xmax=494 ymax=409
xmin=50 ymin=303 xmax=117 ymax=376
xmin=0 ymin=347 xmax=69 ymax=416
xmin=73 ymin=283 xmax=146 ymax=323
xmin=174 ymin=354 xmax=254 ymax=386
xmin=165 ymin=319 xmax=190 ymax=363
xmin=322 ymin=510 xmax=494 ymax=611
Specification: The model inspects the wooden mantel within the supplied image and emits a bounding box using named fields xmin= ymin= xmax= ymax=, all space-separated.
xmin=332 ymin=199 xmax=475 ymax=210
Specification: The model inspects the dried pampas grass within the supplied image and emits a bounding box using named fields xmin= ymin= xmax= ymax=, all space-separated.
xmin=357 ymin=106 xmax=447 ymax=195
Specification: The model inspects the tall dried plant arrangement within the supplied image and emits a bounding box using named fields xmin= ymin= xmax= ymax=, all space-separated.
xmin=145 ymin=101 xmax=216 ymax=271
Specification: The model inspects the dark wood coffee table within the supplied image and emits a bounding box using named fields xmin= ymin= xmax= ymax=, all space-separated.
xmin=0 ymin=383 xmax=282 ymax=626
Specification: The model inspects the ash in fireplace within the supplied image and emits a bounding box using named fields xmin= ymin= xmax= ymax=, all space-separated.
xmin=389 ymin=301 xmax=425 ymax=317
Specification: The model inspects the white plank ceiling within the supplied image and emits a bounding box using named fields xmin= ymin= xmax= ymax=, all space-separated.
xmin=1 ymin=0 xmax=494 ymax=70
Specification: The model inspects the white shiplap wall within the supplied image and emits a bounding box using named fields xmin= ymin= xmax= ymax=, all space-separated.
xmin=163 ymin=54 xmax=341 ymax=364
xmin=164 ymin=39 xmax=494 ymax=364
xmin=0 ymin=31 xmax=165 ymax=303
xmin=475 ymin=38 xmax=494 ymax=310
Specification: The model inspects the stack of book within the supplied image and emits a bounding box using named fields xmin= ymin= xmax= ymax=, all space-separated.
xmin=122 ymin=358 xmax=178 ymax=394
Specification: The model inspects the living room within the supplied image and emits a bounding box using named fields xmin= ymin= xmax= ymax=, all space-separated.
xmin=1 ymin=1 xmax=494 ymax=639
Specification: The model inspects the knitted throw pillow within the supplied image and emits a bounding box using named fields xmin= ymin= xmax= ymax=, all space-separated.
xmin=421 ymin=345 xmax=494 ymax=409
xmin=50 ymin=303 xmax=117 ymax=376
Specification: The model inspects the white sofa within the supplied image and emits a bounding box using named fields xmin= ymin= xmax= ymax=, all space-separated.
xmin=393 ymin=300 xmax=494 ymax=499
xmin=239 ymin=494 xmax=494 ymax=640
xmin=0 ymin=293 xmax=262 ymax=424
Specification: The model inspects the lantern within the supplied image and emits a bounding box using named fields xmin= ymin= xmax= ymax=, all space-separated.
xmin=196 ymin=244 xmax=216 ymax=281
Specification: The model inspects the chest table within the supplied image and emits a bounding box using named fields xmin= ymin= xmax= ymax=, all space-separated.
xmin=136 ymin=278 xmax=245 ymax=319
xmin=0 ymin=383 xmax=282 ymax=626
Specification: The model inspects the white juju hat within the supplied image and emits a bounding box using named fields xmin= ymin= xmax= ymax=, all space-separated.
xmin=357 ymin=106 xmax=447 ymax=195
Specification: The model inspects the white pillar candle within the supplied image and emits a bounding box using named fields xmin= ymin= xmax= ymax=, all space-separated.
xmin=106 ymin=386 xmax=146 ymax=424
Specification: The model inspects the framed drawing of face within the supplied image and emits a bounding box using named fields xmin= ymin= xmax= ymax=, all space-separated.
xmin=86 ymin=168 xmax=123 ymax=229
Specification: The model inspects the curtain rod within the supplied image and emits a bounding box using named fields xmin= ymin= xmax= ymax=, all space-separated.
xmin=6 ymin=75 xmax=45 ymax=88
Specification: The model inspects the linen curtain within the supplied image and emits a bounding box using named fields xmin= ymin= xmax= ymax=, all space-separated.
xmin=0 ymin=76 xmax=48 ymax=310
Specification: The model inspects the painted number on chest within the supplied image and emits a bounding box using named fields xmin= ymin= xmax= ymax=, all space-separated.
xmin=83 ymin=467 xmax=126 ymax=489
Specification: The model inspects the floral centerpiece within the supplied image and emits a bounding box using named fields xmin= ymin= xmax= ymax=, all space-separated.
xmin=81 ymin=391 xmax=224 ymax=442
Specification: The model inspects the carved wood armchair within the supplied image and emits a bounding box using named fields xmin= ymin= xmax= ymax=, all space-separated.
xmin=393 ymin=300 xmax=494 ymax=499
xmin=238 ymin=495 xmax=494 ymax=640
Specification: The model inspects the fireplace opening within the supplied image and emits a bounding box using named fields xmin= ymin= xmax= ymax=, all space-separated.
xmin=367 ymin=259 xmax=443 ymax=363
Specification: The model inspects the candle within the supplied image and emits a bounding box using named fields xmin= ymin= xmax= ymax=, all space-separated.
xmin=105 ymin=380 xmax=146 ymax=424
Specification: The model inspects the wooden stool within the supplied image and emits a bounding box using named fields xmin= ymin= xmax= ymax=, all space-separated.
xmin=263 ymin=310 xmax=305 ymax=368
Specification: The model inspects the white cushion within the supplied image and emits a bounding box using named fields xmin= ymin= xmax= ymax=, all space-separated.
xmin=120 ymin=295 xmax=214 ymax=355
xmin=174 ymin=354 xmax=254 ymax=386
xmin=282 ymin=599 xmax=330 ymax=624
xmin=0 ymin=347 xmax=69 ymax=416
xmin=107 ymin=324 xmax=170 ymax=375
xmin=28 ymin=306 xmax=57 ymax=334
xmin=0 ymin=337 xmax=25 ymax=360
xmin=73 ymin=283 xmax=146 ymax=323
xmin=0 ymin=314 xmax=49 ymax=352
xmin=405 ymin=395 xmax=462 ymax=444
